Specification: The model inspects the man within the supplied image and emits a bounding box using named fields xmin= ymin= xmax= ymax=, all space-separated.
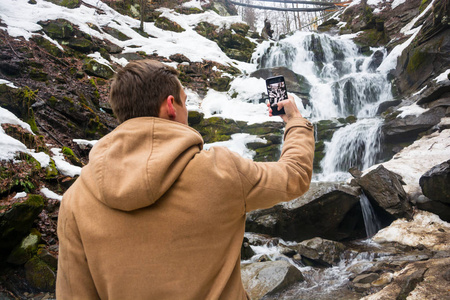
xmin=56 ymin=60 xmax=314 ymax=299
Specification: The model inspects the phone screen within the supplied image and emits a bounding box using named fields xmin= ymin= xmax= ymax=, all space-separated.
xmin=266 ymin=76 xmax=287 ymax=115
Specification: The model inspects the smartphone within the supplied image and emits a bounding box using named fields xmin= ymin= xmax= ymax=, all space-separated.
xmin=266 ymin=76 xmax=287 ymax=115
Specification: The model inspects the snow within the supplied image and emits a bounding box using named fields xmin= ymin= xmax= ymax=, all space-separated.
xmin=373 ymin=210 xmax=450 ymax=251
xmin=377 ymin=26 xmax=422 ymax=74
xmin=364 ymin=129 xmax=450 ymax=197
xmin=0 ymin=79 xmax=18 ymax=88
xmin=204 ymin=133 xmax=267 ymax=159
xmin=40 ymin=187 xmax=63 ymax=201
xmin=391 ymin=0 xmax=406 ymax=10
xmin=50 ymin=148 xmax=82 ymax=177
xmin=73 ymin=139 xmax=98 ymax=147
xmin=435 ymin=69 xmax=450 ymax=83
xmin=397 ymin=103 xmax=429 ymax=118
xmin=400 ymin=0 xmax=436 ymax=34
xmin=13 ymin=192 xmax=27 ymax=199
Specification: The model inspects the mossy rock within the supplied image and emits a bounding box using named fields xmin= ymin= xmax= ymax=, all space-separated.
xmin=230 ymin=23 xmax=250 ymax=36
xmin=253 ymin=144 xmax=281 ymax=162
xmin=7 ymin=230 xmax=41 ymax=265
xmin=45 ymin=159 xmax=59 ymax=179
xmin=31 ymin=36 xmax=64 ymax=57
xmin=83 ymin=59 xmax=115 ymax=79
xmin=246 ymin=141 xmax=269 ymax=150
xmin=313 ymin=140 xmax=325 ymax=172
xmin=0 ymin=86 xmax=38 ymax=133
xmin=44 ymin=0 xmax=80 ymax=9
xmin=25 ymin=256 xmax=56 ymax=292
xmin=2 ymin=124 xmax=48 ymax=154
xmin=175 ymin=6 xmax=203 ymax=14
xmin=192 ymin=117 xmax=241 ymax=143
xmin=353 ymin=28 xmax=389 ymax=48
xmin=102 ymin=26 xmax=131 ymax=41
xmin=155 ymin=17 xmax=185 ymax=33
xmin=38 ymin=19 xmax=74 ymax=39
xmin=194 ymin=22 xmax=218 ymax=39
xmin=209 ymin=76 xmax=231 ymax=92
xmin=64 ymin=37 xmax=95 ymax=53
xmin=188 ymin=110 xmax=204 ymax=126
xmin=62 ymin=146 xmax=82 ymax=167
xmin=317 ymin=18 xmax=339 ymax=33
xmin=315 ymin=119 xmax=345 ymax=141
xmin=243 ymin=122 xmax=284 ymax=136
xmin=0 ymin=195 xmax=45 ymax=258
xmin=29 ymin=68 xmax=48 ymax=82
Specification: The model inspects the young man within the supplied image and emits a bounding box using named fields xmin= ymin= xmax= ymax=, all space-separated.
xmin=56 ymin=60 xmax=314 ymax=299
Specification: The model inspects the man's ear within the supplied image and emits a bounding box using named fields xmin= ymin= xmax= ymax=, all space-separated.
xmin=166 ymin=95 xmax=177 ymax=120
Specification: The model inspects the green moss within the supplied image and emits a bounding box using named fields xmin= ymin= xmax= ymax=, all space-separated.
xmin=406 ymin=49 xmax=427 ymax=73
xmin=155 ymin=17 xmax=185 ymax=33
xmin=47 ymin=96 xmax=58 ymax=107
xmin=25 ymin=256 xmax=56 ymax=292
xmin=45 ymin=159 xmax=59 ymax=179
xmin=419 ymin=0 xmax=431 ymax=12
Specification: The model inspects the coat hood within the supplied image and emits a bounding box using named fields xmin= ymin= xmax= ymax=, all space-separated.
xmin=80 ymin=117 xmax=203 ymax=211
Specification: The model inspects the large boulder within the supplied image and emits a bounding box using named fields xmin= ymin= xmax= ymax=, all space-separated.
xmin=241 ymin=260 xmax=304 ymax=300
xmin=417 ymin=160 xmax=450 ymax=222
xmin=357 ymin=165 xmax=413 ymax=220
xmin=246 ymin=182 xmax=365 ymax=242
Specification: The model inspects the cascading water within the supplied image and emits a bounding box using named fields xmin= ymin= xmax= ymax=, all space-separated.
xmin=253 ymin=31 xmax=392 ymax=181
xmin=359 ymin=192 xmax=382 ymax=238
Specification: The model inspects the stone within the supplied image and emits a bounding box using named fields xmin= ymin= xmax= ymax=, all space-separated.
xmin=6 ymin=231 xmax=41 ymax=265
xmin=353 ymin=273 xmax=380 ymax=284
xmin=0 ymin=195 xmax=45 ymax=259
xmin=25 ymin=257 xmax=56 ymax=292
xmin=241 ymin=260 xmax=304 ymax=299
xmin=83 ymin=59 xmax=115 ymax=79
xmin=241 ymin=237 xmax=255 ymax=260
xmin=419 ymin=160 xmax=450 ymax=204
xmin=296 ymin=237 xmax=346 ymax=266
xmin=246 ymin=182 xmax=365 ymax=242
xmin=357 ymin=165 xmax=413 ymax=220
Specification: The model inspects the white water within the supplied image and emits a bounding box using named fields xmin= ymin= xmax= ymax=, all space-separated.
xmin=253 ymin=31 xmax=392 ymax=181
xmin=360 ymin=193 xmax=382 ymax=238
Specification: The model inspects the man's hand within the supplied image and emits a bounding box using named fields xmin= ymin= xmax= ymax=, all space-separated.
xmin=267 ymin=95 xmax=303 ymax=123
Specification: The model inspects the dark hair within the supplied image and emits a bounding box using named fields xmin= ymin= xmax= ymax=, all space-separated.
xmin=109 ymin=60 xmax=181 ymax=123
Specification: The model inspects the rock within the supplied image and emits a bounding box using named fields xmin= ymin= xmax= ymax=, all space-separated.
xmin=361 ymin=258 xmax=450 ymax=300
xmin=296 ymin=237 xmax=346 ymax=267
xmin=155 ymin=17 xmax=185 ymax=32
xmin=419 ymin=160 xmax=450 ymax=204
xmin=6 ymin=230 xmax=41 ymax=265
xmin=376 ymin=99 xmax=401 ymax=115
xmin=415 ymin=196 xmax=450 ymax=222
xmin=24 ymin=256 xmax=56 ymax=292
xmin=367 ymin=50 xmax=385 ymax=71
xmin=241 ymin=237 xmax=255 ymax=260
xmin=191 ymin=116 xmax=241 ymax=143
xmin=0 ymin=195 xmax=45 ymax=260
xmin=102 ymin=26 xmax=131 ymax=41
xmin=38 ymin=19 xmax=74 ymax=40
xmin=357 ymin=165 xmax=413 ymax=220
xmin=241 ymin=260 xmax=304 ymax=300
xmin=44 ymin=0 xmax=80 ymax=9
xmin=83 ymin=59 xmax=115 ymax=79
xmin=353 ymin=273 xmax=380 ymax=284
xmin=246 ymin=182 xmax=365 ymax=242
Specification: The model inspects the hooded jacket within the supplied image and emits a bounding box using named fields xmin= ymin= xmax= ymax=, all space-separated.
xmin=56 ymin=116 xmax=314 ymax=300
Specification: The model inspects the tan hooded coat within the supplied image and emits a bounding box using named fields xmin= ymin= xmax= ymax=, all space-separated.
xmin=56 ymin=116 xmax=314 ymax=300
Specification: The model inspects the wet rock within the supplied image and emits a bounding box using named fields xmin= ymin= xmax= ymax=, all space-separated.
xmin=241 ymin=260 xmax=304 ymax=300
xmin=296 ymin=237 xmax=346 ymax=267
xmin=241 ymin=237 xmax=256 ymax=260
xmin=357 ymin=165 xmax=413 ymax=221
xmin=367 ymin=50 xmax=384 ymax=71
xmin=246 ymin=182 xmax=365 ymax=242
xmin=376 ymin=99 xmax=401 ymax=115
xmin=102 ymin=26 xmax=131 ymax=41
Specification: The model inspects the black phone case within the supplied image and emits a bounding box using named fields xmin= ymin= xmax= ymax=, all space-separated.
xmin=266 ymin=76 xmax=287 ymax=115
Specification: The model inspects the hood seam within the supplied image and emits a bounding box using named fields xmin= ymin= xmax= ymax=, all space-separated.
xmin=146 ymin=119 xmax=156 ymax=201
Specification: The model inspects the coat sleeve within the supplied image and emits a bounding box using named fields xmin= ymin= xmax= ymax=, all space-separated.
xmin=56 ymin=195 xmax=100 ymax=300
xmin=230 ymin=117 xmax=315 ymax=212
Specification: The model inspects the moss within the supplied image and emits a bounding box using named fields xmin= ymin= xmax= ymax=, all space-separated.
xmin=253 ymin=144 xmax=281 ymax=162
xmin=25 ymin=256 xmax=56 ymax=292
xmin=47 ymin=96 xmax=58 ymax=108
xmin=62 ymin=96 xmax=74 ymax=105
xmin=155 ymin=17 xmax=185 ymax=33
xmin=406 ymin=49 xmax=427 ymax=74
xmin=419 ymin=0 xmax=431 ymax=12
xmin=16 ymin=87 xmax=39 ymax=133
xmin=62 ymin=147 xmax=82 ymax=166
xmin=45 ymin=159 xmax=59 ymax=179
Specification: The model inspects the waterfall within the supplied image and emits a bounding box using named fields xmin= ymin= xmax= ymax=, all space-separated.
xmin=359 ymin=192 xmax=382 ymax=238
xmin=254 ymin=31 xmax=391 ymax=180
